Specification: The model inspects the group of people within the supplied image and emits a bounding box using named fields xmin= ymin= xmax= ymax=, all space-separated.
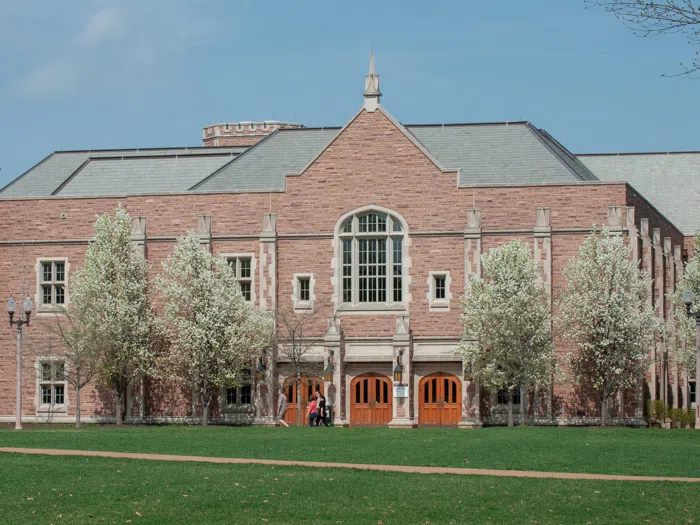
xmin=277 ymin=387 xmax=329 ymax=427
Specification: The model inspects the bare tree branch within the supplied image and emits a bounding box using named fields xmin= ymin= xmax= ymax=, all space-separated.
xmin=588 ymin=0 xmax=700 ymax=76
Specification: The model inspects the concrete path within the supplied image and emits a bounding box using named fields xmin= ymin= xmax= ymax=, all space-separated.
xmin=1 ymin=447 xmax=698 ymax=483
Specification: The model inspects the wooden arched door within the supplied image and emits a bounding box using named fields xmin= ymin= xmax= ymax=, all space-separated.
xmin=418 ymin=372 xmax=461 ymax=427
xmin=350 ymin=373 xmax=392 ymax=427
xmin=283 ymin=376 xmax=324 ymax=426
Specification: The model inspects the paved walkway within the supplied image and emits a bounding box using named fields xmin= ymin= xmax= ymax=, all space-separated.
xmin=1 ymin=447 xmax=699 ymax=483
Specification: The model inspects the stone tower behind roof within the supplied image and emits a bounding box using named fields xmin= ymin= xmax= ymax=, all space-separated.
xmin=202 ymin=120 xmax=305 ymax=147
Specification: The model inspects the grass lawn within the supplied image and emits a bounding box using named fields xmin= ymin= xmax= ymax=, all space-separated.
xmin=1 ymin=453 xmax=699 ymax=524
xmin=1 ymin=425 xmax=699 ymax=477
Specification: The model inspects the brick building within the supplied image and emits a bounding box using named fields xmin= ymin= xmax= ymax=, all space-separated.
xmin=0 ymin=56 xmax=696 ymax=426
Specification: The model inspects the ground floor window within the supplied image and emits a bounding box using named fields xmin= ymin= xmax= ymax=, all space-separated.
xmin=690 ymin=380 xmax=696 ymax=409
xmin=38 ymin=359 xmax=67 ymax=412
xmin=223 ymin=369 xmax=253 ymax=409
xmin=497 ymin=388 xmax=521 ymax=405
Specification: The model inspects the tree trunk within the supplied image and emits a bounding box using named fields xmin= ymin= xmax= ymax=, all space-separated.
xmin=75 ymin=386 xmax=82 ymax=429
xmin=202 ymin=387 xmax=210 ymax=427
xmin=507 ymin=393 xmax=514 ymax=427
xmin=116 ymin=386 xmax=124 ymax=426
xmin=520 ymin=385 xmax=525 ymax=426
xmin=601 ymin=396 xmax=608 ymax=427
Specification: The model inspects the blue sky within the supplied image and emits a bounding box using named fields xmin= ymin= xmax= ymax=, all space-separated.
xmin=1 ymin=0 xmax=699 ymax=188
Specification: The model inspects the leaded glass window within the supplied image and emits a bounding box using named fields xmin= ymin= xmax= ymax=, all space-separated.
xmin=338 ymin=210 xmax=406 ymax=307
xmin=38 ymin=360 xmax=67 ymax=410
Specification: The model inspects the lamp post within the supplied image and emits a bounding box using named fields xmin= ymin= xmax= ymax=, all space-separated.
xmin=6 ymin=296 xmax=33 ymax=430
xmin=323 ymin=351 xmax=334 ymax=383
xmin=682 ymin=288 xmax=700 ymax=429
xmin=393 ymin=350 xmax=404 ymax=384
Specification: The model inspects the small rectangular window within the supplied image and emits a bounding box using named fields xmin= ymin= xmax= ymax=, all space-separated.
xmin=239 ymin=282 xmax=252 ymax=301
xmin=54 ymin=385 xmax=65 ymax=404
xmin=299 ymin=278 xmax=310 ymax=301
xmin=497 ymin=389 xmax=521 ymax=405
xmin=240 ymin=385 xmax=252 ymax=405
xmin=434 ymin=276 xmax=446 ymax=300
xmin=240 ymin=258 xmax=251 ymax=279
xmin=42 ymin=263 xmax=52 ymax=282
xmin=226 ymin=387 xmax=237 ymax=405
xmin=42 ymin=385 xmax=51 ymax=404
xmin=55 ymin=262 xmax=65 ymax=282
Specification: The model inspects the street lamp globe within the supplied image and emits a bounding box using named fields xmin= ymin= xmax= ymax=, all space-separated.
xmin=683 ymin=288 xmax=694 ymax=308
xmin=23 ymin=297 xmax=33 ymax=315
xmin=5 ymin=296 xmax=16 ymax=315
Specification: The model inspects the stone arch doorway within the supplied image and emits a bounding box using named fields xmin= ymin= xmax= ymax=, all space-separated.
xmin=350 ymin=373 xmax=393 ymax=427
xmin=418 ymin=372 xmax=461 ymax=427
xmin=283 ymin=376 xmax=324 ymax=426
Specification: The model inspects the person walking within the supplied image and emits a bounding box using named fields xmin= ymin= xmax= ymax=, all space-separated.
xmin=277 ymin=387 xmax=289 ymax=427
xmin=306 ymin=394 xmax=317 ymax=427
xmin=315 ymin=392 xmax=329 ymax=427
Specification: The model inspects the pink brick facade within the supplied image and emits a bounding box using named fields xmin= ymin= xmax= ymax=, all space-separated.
xmin=0 ymin=105 xmax=690 ymax=427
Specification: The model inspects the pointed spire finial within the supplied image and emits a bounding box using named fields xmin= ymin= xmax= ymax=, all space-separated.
xmin=363 ymin=51 xmax=381 ymax=112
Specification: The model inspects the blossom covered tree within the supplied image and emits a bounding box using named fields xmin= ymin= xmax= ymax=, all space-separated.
xmin=558 ymin=229 xmax=658 ymax=425
xmin=69 ymin=206 xmax=158 ymax=425
xmin=666 ymin=234 xmax=700 ymax=403
xmin=665 ymin=287 xmax=696 ymax=407
xmin=458 ymin=240 xmax=556 ymax=426
xmin=157 ymin=232 xmax=274 ymax=426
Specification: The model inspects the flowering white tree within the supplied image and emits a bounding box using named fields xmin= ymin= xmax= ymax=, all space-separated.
xmin=458 ymin=240 xmax=556 ymax=426
xmin=69 ymin=206 xmax=158 ymax=425
xmin=666 ymin=234 xmax=700 ymax=398
xmin=558 ymin=229 xmax=658 ymax=426
xmin=157 ymin=232 xmax=274 ymax=426
xmin=665 ymin=287 xmax=696 ymax=407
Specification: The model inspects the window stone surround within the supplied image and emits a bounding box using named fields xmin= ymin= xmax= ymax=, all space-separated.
xmin=291 ymin=272 xmax=315 ymax=312
xmin=427 ymin=271 xmax=451 ymax=312
xmin=331 ymin=205 xmax=412 ymax=315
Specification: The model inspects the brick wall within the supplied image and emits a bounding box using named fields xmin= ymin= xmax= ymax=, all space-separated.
xmin=0 ymin=108 xmax=684 ymax=421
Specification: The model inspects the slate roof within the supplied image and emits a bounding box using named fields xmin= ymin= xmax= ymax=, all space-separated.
xmin=195 ymin=121 xmax=596 ymax=192
xmin=579 ymin=152 xmax=700 ymax=236
xmin=192 ymin=128 xmax=341 ymax=192
xmin=406 ymin=123 xmax=598 ymax=185
xmin=0 ymin=147 xmax=244 ymax=197
xmin=1 ymin=120 xmax=597 ymax=198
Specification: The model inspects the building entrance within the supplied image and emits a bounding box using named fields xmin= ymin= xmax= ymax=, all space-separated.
xmin=350 ymin=373 xmax=392 ymax=427
xmin=418 ymin=372 xmax=461 ymax=426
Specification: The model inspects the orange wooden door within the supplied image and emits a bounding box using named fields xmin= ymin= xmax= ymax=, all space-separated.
xmin=419 ymin=374 xmax=441 ymax=425
xmin=440 ymin=374 xmax=461 ymax=426
xmin=419 ymin=373 xmax=461 ymax=426
xmin=350 ymin=373 xmax=392 ymax=427
xmin=283 ymin=377 xmax=324 ymax=426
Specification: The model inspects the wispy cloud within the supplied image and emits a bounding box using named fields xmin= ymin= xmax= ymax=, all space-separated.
xmin=8 ymin=1 xmax=213 ymax=99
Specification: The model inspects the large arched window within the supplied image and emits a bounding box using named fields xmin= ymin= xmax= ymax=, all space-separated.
xmin=336 ymin=207 xmax=407 ymax=310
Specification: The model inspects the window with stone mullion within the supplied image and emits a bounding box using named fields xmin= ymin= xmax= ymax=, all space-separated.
xmin=340 ymin=212 xmax=404 ymax=306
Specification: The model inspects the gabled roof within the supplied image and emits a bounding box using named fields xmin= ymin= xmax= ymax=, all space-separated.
xmin=578 ymin=151 xmax=700 ymax=236
xmin=0 ymin=147 xmax=245 ymax=197
xmin=195 ymin=119 xmax=596 ymax=193
xmin=1 ymin=118 xmax=599 ymax=198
